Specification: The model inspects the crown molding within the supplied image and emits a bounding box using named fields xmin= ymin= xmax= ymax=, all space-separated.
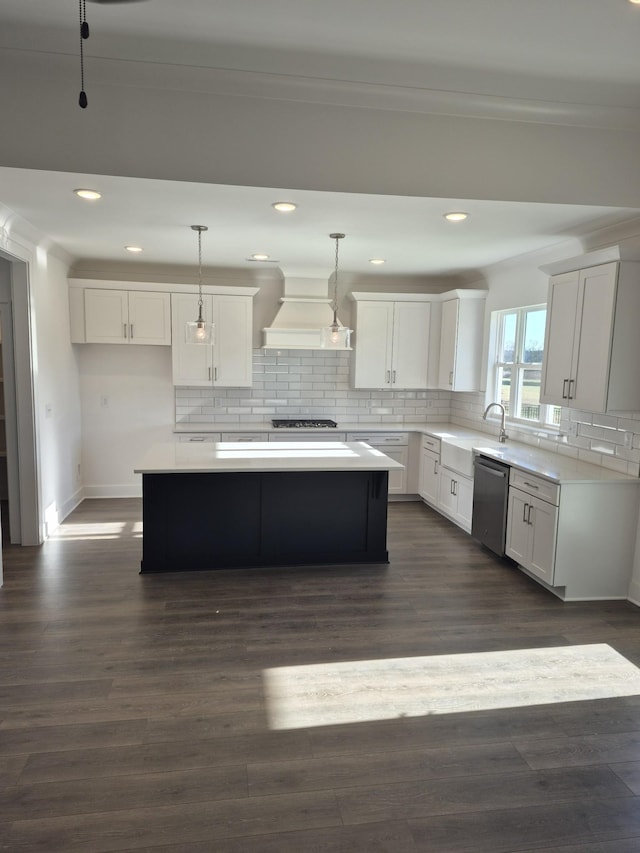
xmin=5 ymin=47 xmax=640 ymax=131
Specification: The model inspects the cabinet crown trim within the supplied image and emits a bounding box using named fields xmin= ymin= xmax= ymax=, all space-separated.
xmin=350 ymin=289 xmax=486 ymax=303
xmin=69 ymin=279 xmax=259 ymax=297
xmin=540 ymin=245 xmax=640 ymax=276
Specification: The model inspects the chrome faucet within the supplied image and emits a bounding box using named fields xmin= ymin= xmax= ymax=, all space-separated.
xmin=483 ymin=402 xmax=509 ymax=443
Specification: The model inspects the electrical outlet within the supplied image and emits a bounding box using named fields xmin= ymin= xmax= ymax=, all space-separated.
xmin=100 ymin=395 xmax=109 ymax=408
xmin=568 ymin=421 xmax=578 ymax=437
xmin=624 ymin=431 xmax=634 ymax=449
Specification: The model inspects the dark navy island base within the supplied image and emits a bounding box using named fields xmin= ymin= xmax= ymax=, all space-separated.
xmin=139 ymin=469 xmax=390 ymax=572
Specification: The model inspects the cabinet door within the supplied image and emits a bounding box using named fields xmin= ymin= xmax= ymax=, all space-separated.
xmin=212 ymin=295 xmax=253 ymax=388
xmin=540 ymin=271 xmax=579 ymax=406
xmin=352 ymin=302 xmax=393 ymax=388
xmin=437 ymin=299 xmax=458 ymax=389
xmin=570 ymin=263 xmax=617 ymax=413
xmin=506 ymin=487 xmax=531 ymax=566
xmin=85 ymin=289 xmax=129 ymax=343
xmin=419 ymin=449 xmax=439 ymax=504
xmin=128 ymin=292 xmax=171 ymax=345
xmin=454 ymin=474 xmax=474 ymax=531
xmin=528 ymin=496 xmax=558 ymax=584
xmin=391 ymin=302 xmax=430 ymax=389
xmin=171 ymin=293 xmax=214 ymax=386
xmin=384 ymin=445 xmax=408 ymax=494
xmin=437 ymin=467 xmax=457 ymax=517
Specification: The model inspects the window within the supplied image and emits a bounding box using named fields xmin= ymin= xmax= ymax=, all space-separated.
xmin=492 ymin=306 xmax=561 ymax=428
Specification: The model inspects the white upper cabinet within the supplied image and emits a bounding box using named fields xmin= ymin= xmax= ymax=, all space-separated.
xmin=171 ymin=292 xmax=253 ymax=388
xmin=540 ymin=254 xmax=640 ymax=413
xmin=350 ymin=294 xmax=431 ymax=389
xmin=76 ymin=288 xmax=171 ymax=345
xmin=436 ymin=291 xmax=486 ymax=392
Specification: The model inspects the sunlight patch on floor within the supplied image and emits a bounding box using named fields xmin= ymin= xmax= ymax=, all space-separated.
xmin=263 ymin=644 xmax=640 ymax=730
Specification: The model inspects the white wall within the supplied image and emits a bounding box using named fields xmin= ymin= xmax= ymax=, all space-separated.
xmin=78 ymin=345 xmax=174 ymax=497
xmin=0 ymin=214 xmax=83 ymax=541
xmin=32 ymin=250 xmax=84 ymax=532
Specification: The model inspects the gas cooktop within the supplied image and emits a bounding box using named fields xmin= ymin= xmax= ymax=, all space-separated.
xmin=272 ymin=419 xmax=338 ymax=429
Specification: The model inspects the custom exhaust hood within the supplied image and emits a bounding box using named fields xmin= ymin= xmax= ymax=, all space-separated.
xmin=262 ymin=274 xmax=352 ymax=350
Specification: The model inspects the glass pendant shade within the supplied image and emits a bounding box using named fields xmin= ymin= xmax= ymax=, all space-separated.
xmin=186 ymin=225 xmax=214 ymax=344
xmin=185 ymin=312 xmax=213 ymax=344
xmin=321 ymin=317 xmax=351 ymax=349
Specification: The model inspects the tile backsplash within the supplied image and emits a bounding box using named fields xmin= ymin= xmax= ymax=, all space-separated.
xmin=175 ymin=349 xmax=451 ymax=424
xmin=451 ymin=391 xmax=640 ymax=477
xmin=175 ymin=349 xmax=640 ymax=476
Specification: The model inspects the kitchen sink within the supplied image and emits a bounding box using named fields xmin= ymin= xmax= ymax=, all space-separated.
xmin=440 ymin=436 xmax=503 ymax=477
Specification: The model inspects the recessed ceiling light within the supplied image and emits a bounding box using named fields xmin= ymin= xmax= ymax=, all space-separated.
xmin=444 ymin=211 xmax=469 ymax=222
xmin=251 ymin=253 xmax=270 ymax=261
xmin=74 ymin=188 xmax=102 ymax=200
xmin=629 ymin=1 xmax=640 ymax=6
xmin=125 ymin=246 xmax=143 ymax=254
xmin=369 ymin=258 xmax=386 ymax=265
xmin=272 ymin=202 xmax=297 ymax=212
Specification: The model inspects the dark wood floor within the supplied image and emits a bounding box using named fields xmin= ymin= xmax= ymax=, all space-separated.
xmin=2 ymin=499 xmax=640 ymax=852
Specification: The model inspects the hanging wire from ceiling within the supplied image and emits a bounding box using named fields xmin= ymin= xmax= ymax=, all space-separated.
xmin=79 ymin=0 xmax=89 ymax=108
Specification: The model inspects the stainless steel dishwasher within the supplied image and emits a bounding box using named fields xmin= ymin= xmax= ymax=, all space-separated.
xmin=471 ymin=455 xmax=510 ymax=557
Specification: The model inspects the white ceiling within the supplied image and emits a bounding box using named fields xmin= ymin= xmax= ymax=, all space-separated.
xmin=2 ymin=0 xmax=640 ymax=277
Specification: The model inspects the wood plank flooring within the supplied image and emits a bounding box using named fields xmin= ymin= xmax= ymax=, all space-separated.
xmin=2 ymin=498 xmax=640 ymax=851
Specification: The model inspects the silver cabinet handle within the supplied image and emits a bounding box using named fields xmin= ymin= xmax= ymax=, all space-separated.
xmin=123 ymin=323 xmax=127 ymax=339
xmin=392 ymin=370 xmax=396 ymax=384
xmin=527 ymin=504 xmax=533 ymax=525
xmin=449 ymin=371 xmax=453 ymax=386
xmin=208 ymin=367 xmax=212 ymax=381
xmin=452 ymin=479 xmax=457 ymax=496
xmin=189 ymin=436 xmax=205 ymax=442
xmin=523 ymin=502 xmax=529 ymax=523
xmin=568 ymin=378 xmax=575 ymax=400
xmin=522 ymin=481 xmax=539 ymax=490
xmin=130 ymin=323 xmax=134 ymax=339
xmin=434 ymin=460 xmax=438 ymax=474
xmin=386 ymin=370 xmax=391 ymax=384
xmin=214 ymin=367 xmax=218 ymax=381
xmin=562 ymin=379 xmax=569 ymax=399
xmin=450 ymin=480 xmax=454 ymax=495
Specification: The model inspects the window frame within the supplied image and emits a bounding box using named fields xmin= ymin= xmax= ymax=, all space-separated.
xmin=491 ymin=305 xmax=560 ymax=430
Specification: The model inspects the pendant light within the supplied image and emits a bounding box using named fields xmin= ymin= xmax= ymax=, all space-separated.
xmin=185 ymin=225 xmax=214 ymax=344
xmin=321 ymin=232 xmax=352 ymax=349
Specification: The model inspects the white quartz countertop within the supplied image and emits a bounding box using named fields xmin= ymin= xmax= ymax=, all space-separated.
xmin=135 ymin=441 xmax=405 ymax=474
xmin=471 ymin=443 xmax=638 ymax=485
xmin=172 ymin=421 xmax=639 ymax=484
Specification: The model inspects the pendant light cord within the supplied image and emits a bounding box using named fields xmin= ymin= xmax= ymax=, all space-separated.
xmin=329 ymin=232 xmax=345 ymax=324
xmin=197 ymin=228 xmax=204 ymax=311
xmin=79 ymin=0 xmax=89 ymax=108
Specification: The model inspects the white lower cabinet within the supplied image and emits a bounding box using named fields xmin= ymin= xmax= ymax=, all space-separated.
xmin=505 ymin=467 xmax=640 ymax=600
xmin=269 ymin=432 xmax=346 ymax=442
xmin=347 ymin=433 xmax=408 ymax=494
xmin=419 ymin=435 xmax=441 ymax=504
xmin=437 ymin=467 xmax=474 ymax=532
xmin=177 ymin=433 xmax=221 ymax=443
xmin=506 ymin=486 xmax=558 ymax=586
xmin=221 ymin=433 xmax=268 ymax=442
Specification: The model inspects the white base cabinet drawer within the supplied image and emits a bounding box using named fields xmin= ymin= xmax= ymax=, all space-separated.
xmin=221 ymin=433 xmax=268 ymax=442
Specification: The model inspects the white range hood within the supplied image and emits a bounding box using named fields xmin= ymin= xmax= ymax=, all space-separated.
xmin=262 ymin=275 xmax=352 ymax=350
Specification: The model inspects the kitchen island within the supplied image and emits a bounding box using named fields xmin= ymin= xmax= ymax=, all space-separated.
xmin=134 ymin=441 xmax=404 ymax=573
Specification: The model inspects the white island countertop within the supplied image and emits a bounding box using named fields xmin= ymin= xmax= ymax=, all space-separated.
xmin=135 ymin=441 xmax=405 ymax=475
